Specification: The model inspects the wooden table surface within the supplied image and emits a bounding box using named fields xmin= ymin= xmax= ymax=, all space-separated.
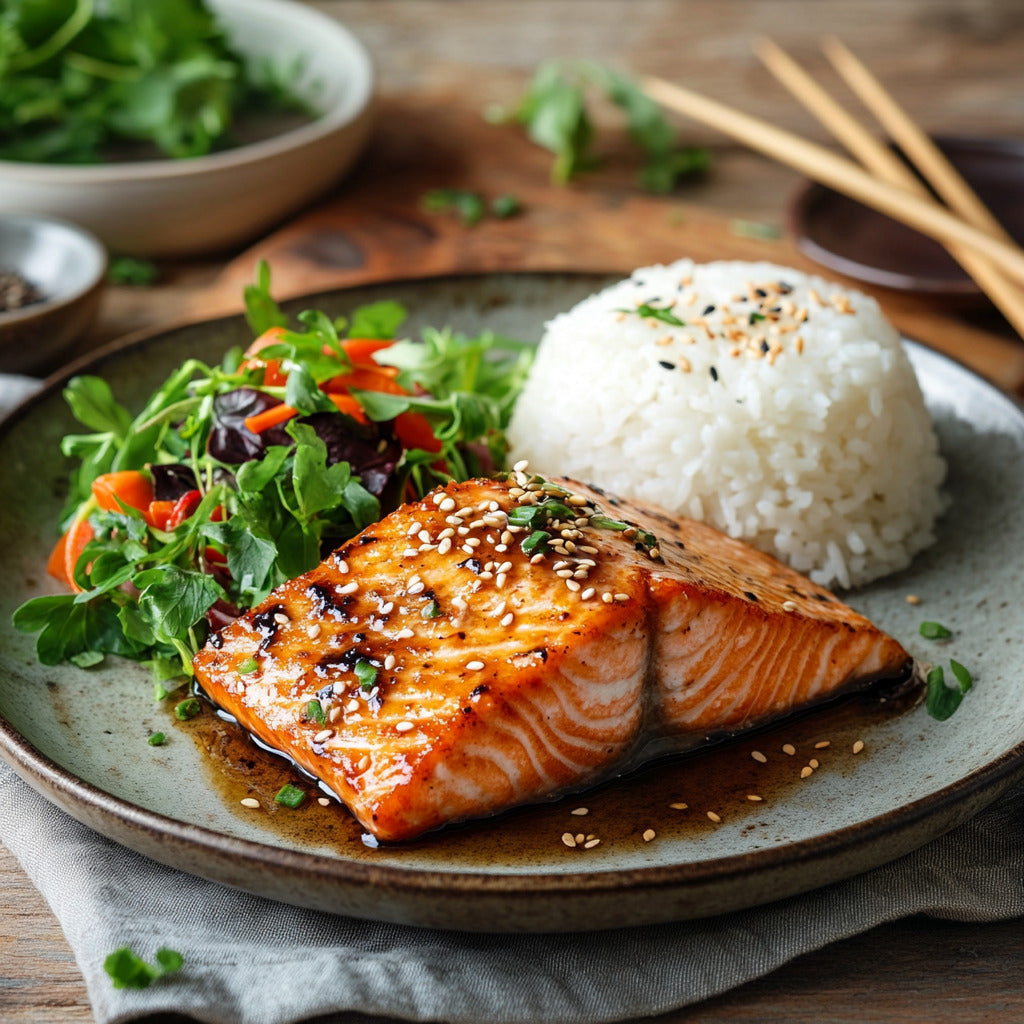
xmin=4 ymin=2 xmax=1024 ymax=1021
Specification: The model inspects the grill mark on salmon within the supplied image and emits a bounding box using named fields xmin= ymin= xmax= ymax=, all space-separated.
xmin=193 ymin=475 xmax=911 ymax=841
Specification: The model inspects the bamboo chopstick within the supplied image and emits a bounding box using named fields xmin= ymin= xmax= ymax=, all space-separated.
xmin=822 ymin=36 xmax=1015 ymax=244
xmin=638 ymin=75 xmax=1024 ymax=288
xmin=753 ymin=37 xmax=1024 ymax=340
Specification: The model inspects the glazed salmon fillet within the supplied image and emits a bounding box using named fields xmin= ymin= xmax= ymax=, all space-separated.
xmin=192 ymin=473 xmax=910 ymax=841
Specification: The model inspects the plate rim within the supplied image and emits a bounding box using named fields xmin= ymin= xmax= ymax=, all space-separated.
xmin=2 ymin=270 xmax=1024 ymax=921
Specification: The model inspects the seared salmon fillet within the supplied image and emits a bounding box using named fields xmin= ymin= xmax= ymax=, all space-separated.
xmin=192 ymin=473 xmax=910 ymax=841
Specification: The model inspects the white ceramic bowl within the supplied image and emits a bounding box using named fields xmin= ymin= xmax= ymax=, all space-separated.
xmin=0 ymin=215 xmax=107 ymax=375
xmin=0 ymin=0 xmax=374 ymax=257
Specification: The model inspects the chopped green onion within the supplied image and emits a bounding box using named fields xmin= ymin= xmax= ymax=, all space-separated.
xmin=173 ymin=698 xmax=201 ymax=721
xmin=421 ymin=599 xmax=442 ymax=619
xmin=925 ymin=664 xmax=971 ymax=721
xmin=521 ymin=530 xmax=550 ymax=555
xmin=508 ymin=505 xmax=543 ymax=527
xmin=491 ymin=193 xmax=521 ymax=218
xmin=103 ymin=946 xmax=183 ymax=990
xmin=238 ymin=657 xmax=259 ymax=674
xmin=305 ymin=699 xmax=326 ymax=725
xmin=147 ymin=732 xmax=166 ymax=746
xmin=274 ymin=783 xmax=305 ymax=808
xmin=354 ymin=660 xmax=378 ymax=691
xmin=919 ymin=621 xmax=952 ymax=640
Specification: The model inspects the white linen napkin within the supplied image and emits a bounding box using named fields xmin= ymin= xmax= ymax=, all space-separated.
xmin=1 ymin=761 xmax=1021 ymax=1024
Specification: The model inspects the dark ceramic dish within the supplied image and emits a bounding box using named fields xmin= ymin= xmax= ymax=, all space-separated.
xmin=1 ymin=273 xmax=1023 ymax=932
xmin=789 ymin=135 xmax=1024 ymax=299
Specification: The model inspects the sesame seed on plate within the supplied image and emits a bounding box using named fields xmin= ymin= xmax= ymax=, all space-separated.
xmin=317 ymin=797 xmax=331 ymax=807
xmin=240 ymin=797 xmax=260 ymax=809
xmin=669 ymin=802 xmax=688 ymax=810
xmin=746 ymin=794 xmax=763 ymax=802
xmin=571 ymin=807 xmax=589 ymax=816
xmin=782 ymin=743 xmax=796 ymax=756
xmin=642 ymin=828 xmax=656 ymax=842
xmin=706 ymin=811 xmax=722 ymax=823
xmin=853 ymin=739 xmax=865 ymax=754
xmin=583 ymin=838 xmax=601 ymax=849
xmin=800 ymin=766 xmax=814 ymax=779
xmin=751 ymin=750 xmax=768 ymax=763
xmin=814 ymin=740 xmax=831 ymax=749
xmin=561 ymin=832 xmax=577 ymax=848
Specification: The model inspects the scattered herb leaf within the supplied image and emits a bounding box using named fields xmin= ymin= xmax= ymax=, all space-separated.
xmin=920 ymin=621 xmax=953 ymax=640
xmin=108 ymin=257 xmax=159 ymax=286
xmin=174 ymin=698 xmax=201 ymax=721
xmin=354 ymin=660 xmax=377 ymax=691
xmin=619 ymin=303 xmax=685 ymax=327
xmin=103 ymin=946 xmax=183 ymax=990
xmin=925 ymin=663 xmax=972 ymax=721
xmin=147 ymin=732 xmax=166 ymax=746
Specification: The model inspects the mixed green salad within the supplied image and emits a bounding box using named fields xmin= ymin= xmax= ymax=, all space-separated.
xmin=13 ymin=264 xmax=534 ymax=687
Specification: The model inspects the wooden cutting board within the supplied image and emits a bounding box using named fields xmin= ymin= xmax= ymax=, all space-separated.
xmin=193 ymin=93 xmax=1024 ymax=393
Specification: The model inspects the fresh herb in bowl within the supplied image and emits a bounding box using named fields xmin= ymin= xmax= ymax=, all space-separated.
xmin=12 ymin=263 xmax=534 ymax=683
xmin=0 ymin=0 xmax=312 ymax=164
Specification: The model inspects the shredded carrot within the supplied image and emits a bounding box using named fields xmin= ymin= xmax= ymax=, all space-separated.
xmin=328 ymin=393 xmax=369 ymax=423
xmin=244 ymin=403 xmax=297 ymax=435
xmin=342 ymin=338 xmax=394 ymax=363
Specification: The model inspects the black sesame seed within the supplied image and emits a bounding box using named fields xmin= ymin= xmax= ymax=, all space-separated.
xmin=760 ymin=340 xmax=770 ymax=354
xmin=754 ymin=288 xmax=767 ymax=298
xmin=744 ymin=591 xmax=759 ymax=602
xmin=658 ymin=360 xmax=675 ymax=370
xmin=702 ymin=304 xmax=716 ymax=316
xmin=710 ymin=366 xmax=719 ymax=381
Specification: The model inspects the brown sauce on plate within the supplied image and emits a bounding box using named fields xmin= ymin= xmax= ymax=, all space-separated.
xmin=174 ymin=680 xmax=922 ymax=866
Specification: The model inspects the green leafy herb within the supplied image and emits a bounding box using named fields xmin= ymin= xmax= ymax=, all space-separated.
xmin=421 ymin=599 xmax=442 ymax=619
xmin=354 ymin=660 xmax=377 ymax=691
xmin=174 ymin=697 xmax=201 ymax=721
xmin=0 ymin=0 xmax=313 ymax=164
xmin=495 ymin=61 xmax=711 ymax=190
xmin=729 ymin=219 xmax=782 ymax=240
xmin=147 ymin=731 xmax=166 ymax=746
xmin=274 ymin=783 xmax=305 ymax=808
xmin=238 ymin=658 xmax=259 ymax=674
xmin=491 ymin=193 xmax=521 ymax=218
xmin=619 ymin=303 xmax=685 ymax=327
xmin=103 ymin=946 xmax=183 ymax=990
xmin=422 ymin=188 xmax=487 ymax=226
xmin=108 ymin=256 xmax=159 ymax=286
xmin=920 ymin=621 xmax=953 ymax=640
xmin=925 ymin=662 xmax=972 ymax=721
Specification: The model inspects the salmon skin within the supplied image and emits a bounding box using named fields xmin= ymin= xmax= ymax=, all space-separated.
xmin=192 ymin=472 xmax=911 ymax=842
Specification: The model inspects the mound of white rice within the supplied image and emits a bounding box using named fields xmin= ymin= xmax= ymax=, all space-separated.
xmin=507 ymin=259 xmax=946 ymax=589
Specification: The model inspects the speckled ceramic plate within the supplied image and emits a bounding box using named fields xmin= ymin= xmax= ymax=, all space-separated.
xmin=1 ymin=273 xmax=1023 ymax=933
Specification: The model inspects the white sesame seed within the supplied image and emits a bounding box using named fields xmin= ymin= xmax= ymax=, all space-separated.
xmin=782 ymin=600 xmax=798 ymax=612
xmin=307 ymin=623 xmax=321 ymax=639
xmin=570 ymin=807 xmax=589 ymax=816
xmin=336 ymin=559 xmax=349 ymax=574
xmin=240 ymin=797 xmax=260 ymax=809
xmin=561 ymin=832 xmax=577 ymax=848
xmin=814 ymin=740 xmax=831 ymax=749
xmin=407 ymin=581 xmax=425 ymax=595
xmin=357 ymin=755 xmax=370 ymax=771
xmin=329 ymin=705 xmax=342 ymax=723
xmin=669 ymin=802 xmax=688 ymax=810
xmin=317 ymin=797 xmax=331 ymax=806
xmin=396 ymin=721 xmax=414 ymax=733
xmin=800 ymin=766 xmax=814 ymax=779
xmin=581 ymin=588 xmax=596 ymax=600
xmin=583 ymin=838 xmax=601 ymax=849
xmin=530 ymin=552 xmax=545 ymax=564
xmin=338 ymin=581 xmax=358 ymax=595
xmin=384 ymin=654 xmax=396 ymax=670
xmin=457 ymin=506 xmax=475 ymax=518
xmin=852 ymin=739 xmax=865 ymax=754
xmin=513 ymin=459 xmax=530 ymax=473
xmin=602 ymin=592 xmax=614 ymax=604
xmin=642 ymin=828 xmax=656 ymax=842
xmin=500 ymin=612 xmax=514 ymax=627
xmin=496 ymin=572 xmax=508 ymax=589
xmin=751 ymin=750 xmax=767 ymax=763
xmin=809 ymin=758 xmax=820 ymax=769
xmin=417 ymin=530 xmax=431 ymax=544
xmin=613 ymin=593 xmax=629 ymax=602
xmin=407 ymin=521 xmax=422 ymax=536
xmin=380 ymin=601 xmax=394 ymax=614
xmin=465 ymin=536 xmax=481 ymax=548
xmin=431 ymin=492 xmax=444 ymax=505
xmin=439 ymin=497 xmax=456 ymax=512
xmin=905 ymin=594 xmax=922 ymax=606
xmin=782 ymin=743 xmax=796 ymax=756
xmin=466 ymin=660 xmax=485 ymax=671
xmin=403 ymin=548 xmax=419 ymax=558
xmin=273 ymin=612 xmax=289 ymax=625
xmin=556 ymin=569 xmax=574 ymax=579
xmin=706 ymin=811 xmax=722 ymax=823
xmin=395 ymin=628 xmax=415 ymax=639
xmin=565 ymin=579 xmax=581 ymax=592
xmin=747 ymin=794 xmax=763 ymax=802
xmin=313 ymin=729 xmax=333 ymax=743
xmin=346 ymin=698 xmax=360 ymax=712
